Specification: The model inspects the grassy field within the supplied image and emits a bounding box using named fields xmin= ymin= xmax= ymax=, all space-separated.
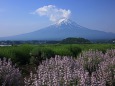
xmin=0 ymin=44 xmax=115 ymax=65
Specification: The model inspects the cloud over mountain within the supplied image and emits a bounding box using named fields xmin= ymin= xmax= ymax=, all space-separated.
xmin=33 ymin=5 xmax=71 ymax=22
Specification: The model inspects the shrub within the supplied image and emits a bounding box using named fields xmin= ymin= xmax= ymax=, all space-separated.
xmin=79 ymin=49 xmax=104 ymax=75
xmin=68 ymin=46 xmax=82 ymax=57
xmin=24 ymin=56 xmax=84 ymax=86
xmin=25 ymin=49 xmax=115 ymax=86
xmin=12 ymin=45 xmax=33 ymax=65
xmin=0 ymin=58 xmax=22 ymax=86
xmin=53 ymin=47 xmax=72 ymax=56
xmin=30 ymin=47 xmax=55 ymax=65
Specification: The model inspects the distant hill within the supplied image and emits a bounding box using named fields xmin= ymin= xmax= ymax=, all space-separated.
xmin=0 ymin=19 xmax=115 ymax=40
xmin=61 ymin=37 xmax=91 ymax=44
xmin=108 ymin=39 xmax=115 ymax=44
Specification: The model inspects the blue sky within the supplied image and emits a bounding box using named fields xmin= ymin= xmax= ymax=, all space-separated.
xmin=0 ymin=0 xmax=115 ymax=37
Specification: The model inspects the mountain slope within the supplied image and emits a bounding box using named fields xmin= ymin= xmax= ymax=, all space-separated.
xmin=0 ymin=19 xmax=115 ymax=40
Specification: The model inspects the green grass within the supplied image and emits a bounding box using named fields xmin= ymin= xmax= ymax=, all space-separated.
xmin=0 ymin=44 xmax=115 ymax=66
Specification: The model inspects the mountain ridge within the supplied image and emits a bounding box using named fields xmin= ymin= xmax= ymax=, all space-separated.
xmin=0 ymin=19 xmax=115 ymax=40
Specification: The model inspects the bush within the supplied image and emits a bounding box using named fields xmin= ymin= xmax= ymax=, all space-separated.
xmin=12 ymin=45 xmax=33 ymax=65
xmin=0 ymin=45 xmax=34 ymax=66
xmin=79 ymin=50 xmax=104 ymax=75
xmin=0 ymin=58 xmax=22 ymax=86
xmin=53 ymin=47 xmax=72 ymax=56
xmin=30 ymin=47 xmax=55 ymax=65
xmin=25 ymin=49 xmax=115 ymax=86
xmin=68 ymin=46 xmax=82 ymax=57
xmin=24 ymin=56 xmax=82 ymax=86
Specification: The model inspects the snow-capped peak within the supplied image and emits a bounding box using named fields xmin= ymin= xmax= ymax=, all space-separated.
xmin=56 ymin=18 xmax=72 ymax=26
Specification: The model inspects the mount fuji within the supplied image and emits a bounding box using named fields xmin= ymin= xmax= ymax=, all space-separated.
xmin=0 ymin=19 xmax=115 ymax=40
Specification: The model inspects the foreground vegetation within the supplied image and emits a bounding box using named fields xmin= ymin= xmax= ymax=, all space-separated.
xmin=25 ymin=49 xmax=115 ymax=86
xmin=0 ymin=49 xmax=115 ymax=86
xmin=0 ymin=44 xmax=115 ymax=85
xmin=0 ymin=44 xmax=115 ymax=66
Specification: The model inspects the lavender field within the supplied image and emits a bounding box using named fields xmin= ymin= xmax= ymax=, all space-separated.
xmin=0 ymin=49 xmax=115 ymax=86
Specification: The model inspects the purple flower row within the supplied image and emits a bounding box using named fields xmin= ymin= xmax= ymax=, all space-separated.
xmin=0 ymin=49 xmax=115 ymax=86
xmin=24 ymin=49 xmax=115 ymax=86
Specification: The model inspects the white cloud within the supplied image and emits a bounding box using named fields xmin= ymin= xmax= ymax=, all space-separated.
xmin=33 ymin=5 xmax=71 ymax=22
